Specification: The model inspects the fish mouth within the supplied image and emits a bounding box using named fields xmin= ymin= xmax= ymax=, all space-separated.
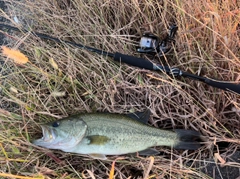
xmin=33 ymin=125 xmax=56 ymax=147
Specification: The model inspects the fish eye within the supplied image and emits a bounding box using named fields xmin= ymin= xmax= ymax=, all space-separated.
xmin=52 ymin=121 xmax=60 ymax=127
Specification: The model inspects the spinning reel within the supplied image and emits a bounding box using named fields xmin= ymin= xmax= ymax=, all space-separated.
xmin=137 ymin=25 xmax=178 ymax=57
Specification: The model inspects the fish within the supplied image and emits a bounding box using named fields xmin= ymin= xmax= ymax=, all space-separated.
xmin=33 ymin=110 xmax=202 ymax=160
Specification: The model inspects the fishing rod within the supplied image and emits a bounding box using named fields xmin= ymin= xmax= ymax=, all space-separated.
xmin=0 ymin=23 xmax=240 ymax=94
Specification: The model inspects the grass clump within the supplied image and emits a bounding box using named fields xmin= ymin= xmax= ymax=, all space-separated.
xmin=0 ymin=0 xmax=239 ymax=178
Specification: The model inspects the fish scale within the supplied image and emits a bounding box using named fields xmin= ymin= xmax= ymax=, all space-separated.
xmin=33 ymin=111 xmax=202 ymax=160
xmin=61 ymin=114 xmax=177 ymax=155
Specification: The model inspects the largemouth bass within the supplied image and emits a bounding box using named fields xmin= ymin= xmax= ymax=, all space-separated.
xmin=33 ymin=111 xmax=202 ymax=159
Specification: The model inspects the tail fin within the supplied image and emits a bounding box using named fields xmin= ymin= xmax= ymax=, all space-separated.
xmin=174 ymin=129 xmax=202 ymax=150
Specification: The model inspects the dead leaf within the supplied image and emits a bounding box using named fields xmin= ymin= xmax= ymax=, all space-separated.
xmin=49 ymin=58 xmax=59 ymax=70
xmin=0 ymin=173 xmax=44 ymax=179
xmin=1 ymin=46 xmax=29 ymax=64
xmin=10 ymin=86 xmax=19 ymax=94
xmin=82 ymin=169 xmax=96 ymax=179
xmin=51 ymin=91 xmax=66 ymax=97
xmin=46 ymin=152 xmax=64 ymax=165
xmin=109 ymin=160 xmax=115 ymax=179
xmin=144 ymin=156 xmax=155 ymax=179
xmin=214 ymin=153 xmax=226 ymax=165
xmin=35 ymin=166 xmax=58 ymax=176
xmin=109 ymin=157 xmax=125 ymax=179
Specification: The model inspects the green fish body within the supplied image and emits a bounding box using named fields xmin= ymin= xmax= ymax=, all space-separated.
xmin=33 ymin=111 xmax=201 ymax=159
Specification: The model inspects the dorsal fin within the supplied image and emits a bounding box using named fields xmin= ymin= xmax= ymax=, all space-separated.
xmin=126 ymin=109 xmax=151 ymax=124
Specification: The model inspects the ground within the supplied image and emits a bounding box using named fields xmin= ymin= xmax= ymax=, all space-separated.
xmin=0 ymin=0 xmax=240 ymax=179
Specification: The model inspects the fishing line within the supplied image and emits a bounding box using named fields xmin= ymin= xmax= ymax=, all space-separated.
xmin=0 ymin=23 xmax=239 ymax=94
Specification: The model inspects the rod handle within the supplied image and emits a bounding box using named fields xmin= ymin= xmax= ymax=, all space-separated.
xmin=113 ymin=52 xmax=156 ymax=70
xmin=204 ymin=78 xmax=240 ymax=94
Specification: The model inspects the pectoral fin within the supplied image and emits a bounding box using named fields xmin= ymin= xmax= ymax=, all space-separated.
xmin=89 ymin=153 xmax=107 ymax=160
xmin=86 ymin=135 xmax=110 ymax=145
xmin=138 ymin=148 xmax=159 ymax=156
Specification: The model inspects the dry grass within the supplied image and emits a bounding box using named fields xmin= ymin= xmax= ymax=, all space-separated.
xmin=0 ymin=0 xmax=239 ymax=178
